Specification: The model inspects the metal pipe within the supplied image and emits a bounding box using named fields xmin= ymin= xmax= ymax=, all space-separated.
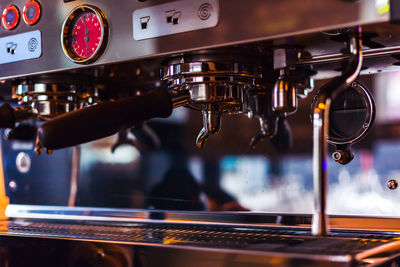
xmin=311 ymin=26 xmax=363 ymax=236
xmin=68 ymin=146 xmax=81 ymax=207
xmin=298 ymin=44 xmax=398 ymax=65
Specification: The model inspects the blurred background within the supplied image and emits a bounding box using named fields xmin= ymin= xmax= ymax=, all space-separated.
xmin=3 ymin=71 xmax=400 ymax=217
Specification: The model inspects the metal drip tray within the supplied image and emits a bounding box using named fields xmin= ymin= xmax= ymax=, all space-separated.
xmin=4 ymin=220 xmax=400 ymax=260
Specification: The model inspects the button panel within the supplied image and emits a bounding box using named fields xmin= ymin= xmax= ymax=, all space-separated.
xmin=0 ymin=30 xmax=42 ymax=64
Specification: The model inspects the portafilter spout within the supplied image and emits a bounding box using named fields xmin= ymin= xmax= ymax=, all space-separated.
xmin=245 ymin=87 xmax=279 ymax=149
xmin=311 ymin=26 xmax=363 ymax=236
xmin=196 ymin=107 xmax=222 ymax=148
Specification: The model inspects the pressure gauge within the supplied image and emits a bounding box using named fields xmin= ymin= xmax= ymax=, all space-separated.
xmin=61 ymin=5 xmax=108 ymax=64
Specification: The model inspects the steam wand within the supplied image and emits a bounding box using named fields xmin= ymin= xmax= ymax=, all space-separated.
xmin=311 ymin=26 xmax=363 ymax=236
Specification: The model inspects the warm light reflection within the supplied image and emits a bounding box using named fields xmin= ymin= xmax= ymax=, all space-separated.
xmin=82 ymin=135 xmax=140 ymax=165
xmin=318 ymin=103 xmax=327 ymax=110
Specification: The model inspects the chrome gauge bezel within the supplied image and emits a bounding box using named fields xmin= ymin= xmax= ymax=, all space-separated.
xmin=61 ymin=5 xmax=109 ymax=64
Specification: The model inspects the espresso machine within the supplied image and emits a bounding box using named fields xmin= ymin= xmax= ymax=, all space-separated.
xmin=1 ymin=0 xmax=400 ymax=266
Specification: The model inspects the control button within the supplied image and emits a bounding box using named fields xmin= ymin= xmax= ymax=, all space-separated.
xmin=23 ymin=1 xmax=41 ymax=25
xmin=9 ymin=180 xmax=18 ymax=192
xmin=16 ymin=152 xmax=31 ymax=174
xmin=2 ymin=5 xmax=20 ymax=30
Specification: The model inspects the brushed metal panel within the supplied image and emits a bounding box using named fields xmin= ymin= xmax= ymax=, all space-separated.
xmin=0 ymin=0 xmax=391 ymax=80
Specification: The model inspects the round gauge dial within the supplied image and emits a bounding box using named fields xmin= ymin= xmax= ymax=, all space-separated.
xmin=62 ymin=5 xmax=108 ymax=64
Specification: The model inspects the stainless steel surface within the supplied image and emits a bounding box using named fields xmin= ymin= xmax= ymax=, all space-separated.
xmin=0 ymin=0 xmax=390 ymax=80
xmin=162 ymin=59 xmax=260 ymax=105
xmin=12 ymin=80 xmax=98 ymax=118
xmin=311 ymin=27 xmax=363 ymax=236
xmin=297 ymin=45 xmax=400 ymax=65
xmin=163 ymin=52 xmax=261 ymax=147
xmin=0 ymin=0 xmax=399 ymax=265
xmin=5 ymin=204 xmax=309 ymax=225
xmin=1 ymin=214 xmax=400 ymax=266
xmin=9 ymin=205 xmax=400 ymax=232
xmin=170 ymin=89 xmax=190 ymax=108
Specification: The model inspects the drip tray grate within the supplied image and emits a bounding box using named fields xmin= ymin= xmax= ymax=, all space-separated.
xmin=5 ymin=220 xmax=400 ymax=257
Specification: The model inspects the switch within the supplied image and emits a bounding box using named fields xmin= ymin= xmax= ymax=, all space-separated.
xmin=23 ymin=1 xmax=41 ymax=25
xmin=2 ymin=5 xmax=20 ymax=30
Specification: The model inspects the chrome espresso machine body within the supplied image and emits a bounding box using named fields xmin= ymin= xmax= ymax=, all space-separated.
xmin=1 ymin=0 xmax=400 ymax=266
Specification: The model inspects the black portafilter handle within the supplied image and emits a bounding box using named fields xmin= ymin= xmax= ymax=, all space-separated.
xmin=0 ymin=103 xmax=16 ymax=129
xmin=38 ymin=88 xmax=173 ymax=150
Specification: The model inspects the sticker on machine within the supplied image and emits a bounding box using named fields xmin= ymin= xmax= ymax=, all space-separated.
xmin=133 ymin=0 xmax=219 ymax=40
xmin=0 ymin=30 xmax=42 ymax=65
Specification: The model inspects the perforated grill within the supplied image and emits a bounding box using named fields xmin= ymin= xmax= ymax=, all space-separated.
xmin=6 ymin=221 xmax=399 ymax=256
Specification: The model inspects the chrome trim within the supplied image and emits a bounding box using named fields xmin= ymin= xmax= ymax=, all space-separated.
xmin=8 ymin=204 xmax=400 ymax=232
xmin=6 ymin=204 xmax=303 ymax=226
xmin=297 ymin=45 xmax=400 ymax=65
xmin=311 ymin=80 xmax=376 ymax=145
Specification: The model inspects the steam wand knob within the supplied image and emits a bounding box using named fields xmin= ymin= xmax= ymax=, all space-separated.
xmin=332 ymin=144 xmax=354 ymax=165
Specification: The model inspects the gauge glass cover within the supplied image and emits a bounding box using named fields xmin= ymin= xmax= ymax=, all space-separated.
xmin=62 ymin=6 xmax=108 ymax=64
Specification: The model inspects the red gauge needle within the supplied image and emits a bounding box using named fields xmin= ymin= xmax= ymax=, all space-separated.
xmin=83 ymin=15 xmax=90 ymax=57
xmin=83 ymin=15 xmax=90 ymax=35
xmin=84 ymin=36 xmax=89 ymax=57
